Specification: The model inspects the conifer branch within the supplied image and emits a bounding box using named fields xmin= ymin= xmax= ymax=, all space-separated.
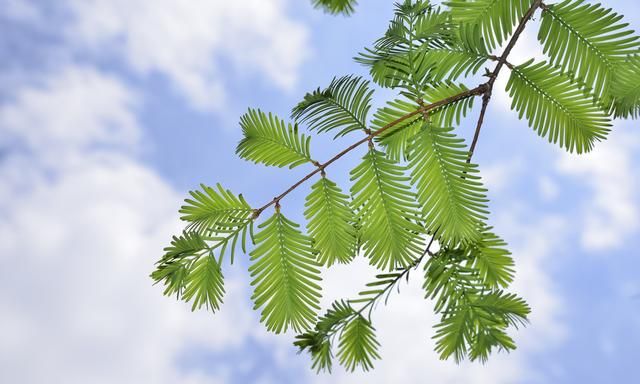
xmin=252 ymin=85 xmax=487 ymax=218
xmin=345 ymin=0 xmax=545 ymax=329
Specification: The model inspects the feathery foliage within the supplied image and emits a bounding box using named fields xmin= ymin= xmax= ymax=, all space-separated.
xmin=182 ymin=254 xmax=225 ymax=312
xmin=538 ymin=0 xmax=640 ymax=100
xmin=312 ymin=0 xmax=358 ymax=15
xmin=422 ymin=81 xmax=476 ymax=128
xmin=304 ymin=176 xmax=358 ymax=266
xmin=337 ymin=314 xmax=381 ymax=371
xmin=610 ymin=55 xmax=640 ymax=118
xmin=506 ymin=60 xmax=611 ymax=153
xmin=292 ymin=76 xmax=373 ymax=137
xmin=371 ymin=97 xmax=423 ymax=161
xmin=409 ymin=123 xmax=489 ymax=245
xmin=154 ymin=0 xmax=640 ymax=374
xmin=351 ymin=149 xmax=425 ymax=270
xmin=356 ymin=1 xmax=454 ymax=93
xmin=294 ymin=300 xmax=356 ymax=373
xmin=179 ymin=184 xmax=253 ymax=263
xmin=238 ymin=108 xmax=314 ymax=168
xmin=446 ymin=0 xmax=531 ymax=50
xmin=425 ymin=248 xmax=529 ymax=362
xmin=151 ymin=232 xmax=226 ymax=312
xmin=249 ymin=212 xmax=323 ymax=333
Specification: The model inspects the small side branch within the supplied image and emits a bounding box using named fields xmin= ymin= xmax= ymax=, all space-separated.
xmin=252 ymin=85 xmax=486 ymax=218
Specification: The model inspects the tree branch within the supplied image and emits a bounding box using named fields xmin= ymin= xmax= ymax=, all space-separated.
xmin=468 ymin=0 xmax=544 ymax=161
xmin=252 ymin=85 xmax=487 ymax=218
xmin=348 ymin=0 xmax=545 ymax=320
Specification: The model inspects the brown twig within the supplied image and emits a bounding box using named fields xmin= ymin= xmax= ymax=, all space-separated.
xmin=467 ymin=0 xmax=544 ymax=162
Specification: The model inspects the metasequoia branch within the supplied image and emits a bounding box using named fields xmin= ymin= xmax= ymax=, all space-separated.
xmin=253 ymin=2 xmax=544 ymax=220
xmin=348 ymin=0 xmax=545 ymax=313
xmin=252 ymin=85 xmax=487 ymax=218
xmin=468 ymin=0 xmax=544 ymax=160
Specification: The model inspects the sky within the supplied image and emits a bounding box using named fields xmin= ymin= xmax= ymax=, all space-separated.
xmin=0 ymin=0 xmax=639 ymax=383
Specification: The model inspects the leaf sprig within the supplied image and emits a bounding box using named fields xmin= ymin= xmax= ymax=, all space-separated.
xmin=153 ymin=0 xmax=640 ymax=374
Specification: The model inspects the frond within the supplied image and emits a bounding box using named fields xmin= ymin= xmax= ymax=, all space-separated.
xmin=249 ymin=212 xmax=323 ymax=333
xmin=356 ymin=3 xmax=454 ymax=92
xmin=311 ymin=0 xmax=357 ymax=15
xmin=610 ymin=55 xmax=640 ymax=118
xmin=291 ymin=76 xmax=374 ymax=138
xmin=238 ymin=108 xmax=314 ymax=168
xmin=180 ymin=183 xmax=253 ymax=235
xmin=433 ymin=301 xmax=474 ymax=362
xmin=465 ymin=229 xmax=515 ymax=289
xmin=538 ymin=0 xmax=640 ymax=100
xmin=337 ymin=314 xmax=381 ymax=371
xmin=415 ymin=25 xmax=492 ymax=84
xmin=304 ymin=177 xmax=358 ymax=266
xmin=445 ymin=0 xmax=532 ymax=50
xmin=179 ymin=183 xmax=253 ymax=264
xmin=421 ymin=81 xmax=476 ymax=127
xmin=294 ymin=300 xmax=355 ymax=373
xmin=350 ymin=149 xmax=425 ymax=270
xmin=152 ymin=231 xmax=209 ymax=298
xmin=371 ymin=97 xmax=423 ymax=161
xmin=506 ymin=60 xmax=611 ymax=153
xmin=152 ymin=232 xmax=227 ymax=313
xmin=182 ymin=254 xmax=225 ymax=312
xmin=409 ymin=123 xmax=489 ymax=245
xmin=425 ymin=249 xmax=530 ymax=362
xmin=424 ymin=248 xmax=483 ymax=312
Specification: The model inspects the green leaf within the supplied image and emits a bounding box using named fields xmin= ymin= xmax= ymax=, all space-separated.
xmin=152 ymin=231 xmax=209 ymax=298
xmin=238 ymin=108 xmax=314 ymax=168
xmin=291 ymin=75 xmax=374 ymax=138
xmin=433 ymin=301 xmax=473 ymax=362
xmin=356 ymin=2 xmax=454 ymax=92
xmin=350 ymin=149 xmax=425 ymax=270
xmin=304 ymin=177 xmax=357 ymax=266
xmin=180 ymin=183 xmax=253 ymax=235
xmin=421 ymin=81 xmax=476 ymax=127
xmin=337 ymin=314 xmax=381 ymax=371
xmin=506 ymin=60 xmax=611 ymax=153
xmin=249 ymin=212 xmax=323 ymax=333
xmin=409 ymin=123 xmax=489 ymax=245
xmin=371 ymin=97 xmax=423 ymax=162
xmin=294 ymin=300 xmax=355 ymax=373
xmin=425 ymin=248 xmax=529 ymax=362
xmin=312 ymin=0 xmax=357 ymax=15
xmin=424 ymin=248 xmax=483 ymax=313
xmin=538 ymin=0 xmax=640 ymax=100
xmin=446 ymin=0 xmax=532 ymax=50
xmin=465 ymin=229 xmax=515 ymax=289
xmin=182 ymin=254 xmax=225 ymax=312
xmin=610 ymin=55 xmax=640 ymax=118
xmin=179 ymin=183 xmax=253 ymax=264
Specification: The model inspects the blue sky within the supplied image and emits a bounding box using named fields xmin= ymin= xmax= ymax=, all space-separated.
xmin=0 ymin=1 xmax=639 ymax=383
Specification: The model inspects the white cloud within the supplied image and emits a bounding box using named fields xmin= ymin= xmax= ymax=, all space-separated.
xmin=0 ymin=67 xmax=139 ymax=162
xmin=0 ymin=66 xmax=277 ymax=383
xmin=556 ymin=129 xmax=640 ymax=251
xmin=537 ymin=176 xmax=559 ymax=201
xmin=482 ymin=159 xmax=524 ymax=194
xmin=64 ymin=0 xmax=309 ymax=111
